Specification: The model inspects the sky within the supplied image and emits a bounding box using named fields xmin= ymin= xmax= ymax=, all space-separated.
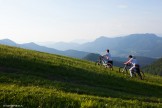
xmin=0 ymin=0 xmax=162 ymax=43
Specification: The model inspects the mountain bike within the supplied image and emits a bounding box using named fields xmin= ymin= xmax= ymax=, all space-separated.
xmin=119 ymin=64 xmax=144 ymax=79
xmin=119 ymin=64 xmax=130 ymax=74
xmin=95 ymin=56 xmax=113 ymax=70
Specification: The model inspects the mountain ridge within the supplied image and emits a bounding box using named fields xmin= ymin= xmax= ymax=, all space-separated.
xmin=0 ymin=39 xmax=89 ymax=59
xmin=77 ymin=33 xmax=162 ymax=58
xmin=37 ymin=33 xmax=162 ymax=58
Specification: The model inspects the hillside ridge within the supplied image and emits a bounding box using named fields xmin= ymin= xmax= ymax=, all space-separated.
xmin=0 ymin=44 xmax=162 ymax=107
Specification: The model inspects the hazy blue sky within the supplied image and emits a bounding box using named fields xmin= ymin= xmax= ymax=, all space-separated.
xmin=0 ymin=0 xmax=162 ymax=43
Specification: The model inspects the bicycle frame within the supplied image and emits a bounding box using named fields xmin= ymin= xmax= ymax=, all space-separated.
xmin=119 ymin=64 xmax=131 ymax=73
xmin=119 ymin=64 xmax=144 ymax=79
xmin=96 ymin=56 xmax=113 ymax=70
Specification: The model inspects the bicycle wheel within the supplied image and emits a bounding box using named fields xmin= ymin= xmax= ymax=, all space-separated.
xmin=134 ymin=67 xmax=143 ymax=80
xmin=107 ymin=63 xmax=113 ymax=70
xmin=119 ymin=67 xmax=128 ymax=74
xmin=140 ymin=71 xmax=145 ymax=79
xmin=95 ymin=61 xmax=101 ymax=66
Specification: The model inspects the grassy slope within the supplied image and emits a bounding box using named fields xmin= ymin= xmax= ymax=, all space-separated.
xmin=0 ymin=45 xmax=162 ymax=108
xmin=143 ymin=58 xmax=162 ymax=76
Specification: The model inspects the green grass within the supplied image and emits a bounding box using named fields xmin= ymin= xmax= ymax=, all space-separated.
xmin=0 ymin=44 xmax=162 ymax=108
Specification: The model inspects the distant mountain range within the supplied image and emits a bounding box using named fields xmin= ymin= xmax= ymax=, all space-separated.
xmin=0 ymin=33 xmax=161 ymax=67
xmin=41 ymin=33 xmax=162 ymax=58
xmin=85 ymin=33 xmax=162 ymax=58
xmin=38 ymin=42 xmax=80 ymax=51
xmin=0 ymin=39 xmax=89 ymax=59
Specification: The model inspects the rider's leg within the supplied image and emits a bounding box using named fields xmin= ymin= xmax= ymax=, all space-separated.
xmin=129 ymin=65 xmax=135 ymax=77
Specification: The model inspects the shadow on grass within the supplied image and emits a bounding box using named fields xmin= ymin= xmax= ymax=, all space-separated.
xmin=0 ymin=55 xmax=162 ymax=102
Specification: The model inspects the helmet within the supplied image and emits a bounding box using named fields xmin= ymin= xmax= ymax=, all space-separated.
xmin=129 ymin=55 xmax=133 ymax=58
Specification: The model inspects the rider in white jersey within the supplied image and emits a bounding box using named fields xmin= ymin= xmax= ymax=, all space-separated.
xmin=124 ymin=55 xmax=139 ymax=77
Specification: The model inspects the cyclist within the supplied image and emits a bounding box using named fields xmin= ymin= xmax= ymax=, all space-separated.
xmin=103 ymin=49 xmax=113 ymax=66
xmin=124 ymin=55 xmax=142 ymax=79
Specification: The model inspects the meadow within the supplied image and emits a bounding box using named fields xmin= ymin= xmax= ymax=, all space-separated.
xmin=0 ymin=45 xmax=162 ymax=108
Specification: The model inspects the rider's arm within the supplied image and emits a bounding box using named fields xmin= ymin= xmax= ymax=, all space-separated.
xmin=124 ymin=59 xmax=131 ymax=64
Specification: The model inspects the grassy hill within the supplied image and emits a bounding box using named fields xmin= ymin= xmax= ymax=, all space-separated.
xmin=143 ymin=58 xmax=162 ymax=76
xmin=0 ymin=45 xmax=162 ymax=108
